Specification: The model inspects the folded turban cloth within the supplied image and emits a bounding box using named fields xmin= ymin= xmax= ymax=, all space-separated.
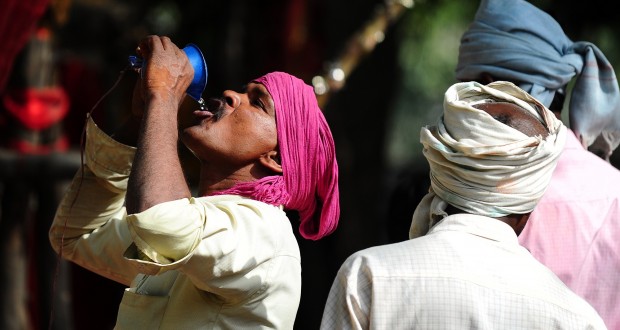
xmin=455 ymin=0 xmax=620 ymax=160
xmin=409 ymin=81 xmax=566 ymax=239
xmin=215 ymin=72 xmax=340 ymax=240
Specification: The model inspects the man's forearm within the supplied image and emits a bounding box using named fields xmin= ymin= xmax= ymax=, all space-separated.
xmin=126 ymin=95 xmax=191 ymax=214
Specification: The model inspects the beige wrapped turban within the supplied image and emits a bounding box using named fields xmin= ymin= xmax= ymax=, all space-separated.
xmin=409 ymin=81 xmax=567 ymax=239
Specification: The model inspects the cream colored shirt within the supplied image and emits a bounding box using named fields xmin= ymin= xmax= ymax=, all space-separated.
xmin=320 ymin=214 xmax=607 ymax=330
xmin=50 ymin=117 xmax=302 ymax=329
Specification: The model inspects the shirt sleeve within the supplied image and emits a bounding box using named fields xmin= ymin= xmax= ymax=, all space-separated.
xmin=49 ymin=116 xmax=138 ymax=286
xmin=320 ymin=253 xmax=371 ymax=330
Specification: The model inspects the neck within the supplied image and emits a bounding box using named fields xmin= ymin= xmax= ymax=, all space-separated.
xmin=494 ymin=213 xmax=529 ymax=236
xmin=197 ymin=163 xmax=255 ymax=196
xmin=445 ymin=204 xmax=529 ymax=235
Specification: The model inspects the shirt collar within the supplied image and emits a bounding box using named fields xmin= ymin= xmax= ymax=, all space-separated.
xmin=427 ymin=213 xmax=519 ymax=244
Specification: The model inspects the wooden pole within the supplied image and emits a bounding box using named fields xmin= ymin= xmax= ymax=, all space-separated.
xmin=312 ymin=0 xmax=414 ymax=109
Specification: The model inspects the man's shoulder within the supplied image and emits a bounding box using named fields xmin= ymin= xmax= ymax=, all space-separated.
xmin=340 ymin=237 xmax=442 ymax=275
xmin=191 ymin=195 xmax=293 ymax=235
xmin=550 ymin=145 xmax=620 ymax=193
xmin=195 ymin=195 xmax=284 ymax=210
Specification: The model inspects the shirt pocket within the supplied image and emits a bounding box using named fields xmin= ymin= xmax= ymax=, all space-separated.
xmin=115 ymin=289 xmax=169 ymax=330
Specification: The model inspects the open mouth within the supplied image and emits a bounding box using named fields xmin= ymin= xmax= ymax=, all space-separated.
xmin=194 ymin=97 xmax=226 ymax=122
xmin=192 ymin=98 xmax=224 ymax=123
xmin=193 ymin=109 xmax=214 ymax=121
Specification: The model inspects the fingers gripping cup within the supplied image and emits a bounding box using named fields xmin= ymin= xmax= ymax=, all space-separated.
xmin=128 ymin=43 xmax=208 ymax=105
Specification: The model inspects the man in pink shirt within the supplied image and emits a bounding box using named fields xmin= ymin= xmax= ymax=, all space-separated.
xmin=519 ymin=125 xmax=620 ymax=326
xmin=456 ymin=0 xmax=620 ymax=328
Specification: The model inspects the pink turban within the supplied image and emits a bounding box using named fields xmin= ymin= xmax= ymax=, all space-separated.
xmin=215 ymin=72 xmax=340 ymax=240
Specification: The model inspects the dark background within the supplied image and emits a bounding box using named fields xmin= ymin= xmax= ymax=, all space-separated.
xmin=1 ymin=0 xmax=619 ymax=329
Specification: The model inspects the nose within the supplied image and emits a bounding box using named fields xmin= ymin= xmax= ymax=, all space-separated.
xmin=222 ymin=90 xmax=242 ymax=109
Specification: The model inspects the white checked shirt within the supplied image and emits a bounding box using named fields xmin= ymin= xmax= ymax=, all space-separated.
xmin=320 ymin=214 xmax=606 ymax=329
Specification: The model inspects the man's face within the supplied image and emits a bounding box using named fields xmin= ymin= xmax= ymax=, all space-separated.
xmin=181 ymin=82 xmax=278 ymax=167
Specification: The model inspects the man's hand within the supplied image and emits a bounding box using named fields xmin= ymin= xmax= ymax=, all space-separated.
xmin=137 ymin=35 xmax=194 ymax=111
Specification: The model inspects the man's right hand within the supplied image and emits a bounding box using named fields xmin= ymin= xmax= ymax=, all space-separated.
xmin=136 ymin=35 xmax=194 ymax=113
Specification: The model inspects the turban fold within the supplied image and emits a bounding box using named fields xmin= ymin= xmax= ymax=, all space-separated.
xmin=409 ymin=81 xmax=566 ymax=239
xmin=216 ymin=72 xmax=340 ymax=240
xmin=455 ymin=0 xmax=620 ymax=159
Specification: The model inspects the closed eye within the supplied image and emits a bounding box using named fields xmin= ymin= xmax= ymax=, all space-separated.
xmin=246 ymin=82 xmax=275 ymax=115
xmin=252 ymin=98 xmax=266 ymax=111
xmin=248 ymin=87 xmax=267 ymax=111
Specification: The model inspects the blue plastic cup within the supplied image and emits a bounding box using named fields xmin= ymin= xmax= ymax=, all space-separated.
xmin=128 ymin=43 xmax=208 ymax=101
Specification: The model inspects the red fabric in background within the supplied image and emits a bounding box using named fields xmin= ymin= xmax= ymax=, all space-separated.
xmin=0 ymin=0 xmax=50 ymax=92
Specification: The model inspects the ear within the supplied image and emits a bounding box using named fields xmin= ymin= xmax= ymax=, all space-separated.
xmin=259 ymin=150 xmax=283 ymax=174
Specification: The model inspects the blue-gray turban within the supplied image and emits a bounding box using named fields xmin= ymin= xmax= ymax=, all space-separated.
xmin=455 ymin=0 xmax=620 ymax=159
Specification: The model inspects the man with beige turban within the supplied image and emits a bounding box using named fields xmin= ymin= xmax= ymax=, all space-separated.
xmin=320 ymin=81 xmax=606 ymax=329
